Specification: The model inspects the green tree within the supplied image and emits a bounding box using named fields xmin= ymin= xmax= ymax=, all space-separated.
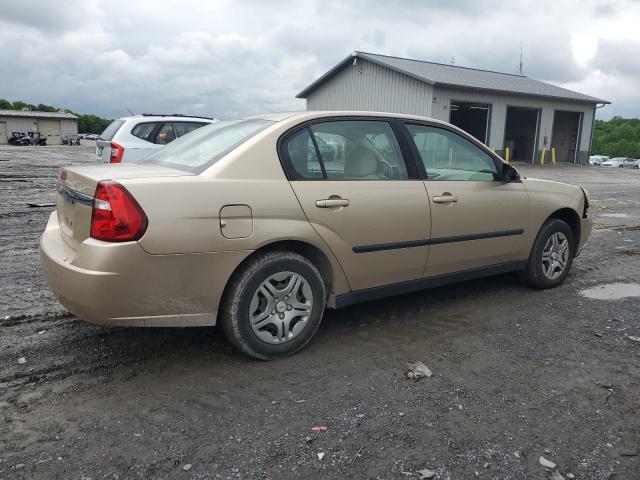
xmin=592 ymin=117 xmax=640 ymax=158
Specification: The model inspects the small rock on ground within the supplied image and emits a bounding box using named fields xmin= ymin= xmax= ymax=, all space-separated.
xmin=418 ymin=468 xmax=435 ymax=479
xmin=539 ymin=456 xmax=557 ymax=469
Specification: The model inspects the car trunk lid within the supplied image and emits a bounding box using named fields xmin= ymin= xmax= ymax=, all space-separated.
xmin=56 ymin=164 xmax=191 ymax=248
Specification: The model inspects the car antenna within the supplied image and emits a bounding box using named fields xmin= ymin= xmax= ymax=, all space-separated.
xmin=126 ymin=106 xmax=136 ymax=116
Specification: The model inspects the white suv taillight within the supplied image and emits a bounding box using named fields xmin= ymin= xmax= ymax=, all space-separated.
xmin=90 ymin=181 xmax=148 ymax=242
xmin=109 ymin=142 xmax=124 ymax=163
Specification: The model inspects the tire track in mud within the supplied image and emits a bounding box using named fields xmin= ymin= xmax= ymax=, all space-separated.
xmin=0 ymin=309 xmax=232 ymax=391
xmin=0 ymin=312 xmax=74 ymax=328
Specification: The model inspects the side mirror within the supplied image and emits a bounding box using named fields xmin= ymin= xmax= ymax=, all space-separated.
xmin=502 ymin=163 xmax=520 ymax=182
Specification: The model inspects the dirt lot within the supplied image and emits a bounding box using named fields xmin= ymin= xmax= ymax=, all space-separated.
xmin=1 ymin=144 xmax=639 ymax=480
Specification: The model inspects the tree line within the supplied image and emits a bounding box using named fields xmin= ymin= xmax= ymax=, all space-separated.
xmin=592 ymin=116 xmax=640 ymax=159
xmin=0 ymin=98 xmax=112 ymax=134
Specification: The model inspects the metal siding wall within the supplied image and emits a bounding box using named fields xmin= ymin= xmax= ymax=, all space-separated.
xmin=5 ymin=117 xmax=39 ymax=133
xmin=305 ymin=64 xmax=597 ymax=161
xmin=433 ymin=87 xmax=595 ymax=156
xmin=60 ymin=119 xmax=78 ymax=137
xmin=306 ymin=59 xmax=433 ymax=116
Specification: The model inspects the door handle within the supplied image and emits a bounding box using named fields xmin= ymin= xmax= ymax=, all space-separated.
xmin=316 ymin=198 xmax=350 ymax=208
xmin=433 ymin=194 xmax=458 ymax=204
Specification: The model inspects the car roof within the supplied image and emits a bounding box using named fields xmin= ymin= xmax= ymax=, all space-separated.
xmin=239 ymin=110 xmax=453 ymax=127
xmin=116 ymin=115 xmax=216 ymax=122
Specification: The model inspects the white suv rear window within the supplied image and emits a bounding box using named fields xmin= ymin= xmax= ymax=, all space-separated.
xmin=100 ymin=120 xmax=125 ymax=141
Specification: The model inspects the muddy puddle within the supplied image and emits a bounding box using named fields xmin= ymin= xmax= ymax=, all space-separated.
xmin=600 ymin=213 xmax=630 ymax=218
xmin=580 ymin=283 xmax=640 ymax=300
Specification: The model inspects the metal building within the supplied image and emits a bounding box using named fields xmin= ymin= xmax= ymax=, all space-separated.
xmin=297 ymin=52 xmax=610 ymax=163
xmin=0 ymin=110 xmax=78 ymax=145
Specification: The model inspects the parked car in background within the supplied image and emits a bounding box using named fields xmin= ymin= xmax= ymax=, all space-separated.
xmin=589 ymin=155 xmax=609 ymax=166
xmin=96 ymin=114 xmax=216 ymax=163
xmin=601 ymin=157 xmax=639 ymax=168
xmin=41 ymin=111 xmax=592 ymax=359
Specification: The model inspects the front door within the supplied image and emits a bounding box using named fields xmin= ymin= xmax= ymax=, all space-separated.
xmin=403 ymin=122 xmax=530 ymax=277
xmin=281 ymin=119 xmax=431 ymax=291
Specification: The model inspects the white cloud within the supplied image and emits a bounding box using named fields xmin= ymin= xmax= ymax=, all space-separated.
xmin=0 ymin=0 xmax=637 ymax=119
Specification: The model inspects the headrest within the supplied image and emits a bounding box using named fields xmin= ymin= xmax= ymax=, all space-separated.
xmin=344 ymin=147 xmax=378 ymax=178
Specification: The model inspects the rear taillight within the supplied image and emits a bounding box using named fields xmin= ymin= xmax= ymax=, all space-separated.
xmin=90 ymin=181 xmax=148 ymax=242
xmin=109 ymin=142 xmax=124 ymax=163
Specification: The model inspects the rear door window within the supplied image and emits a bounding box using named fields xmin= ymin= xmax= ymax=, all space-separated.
xmin=154 ymin=123 xmax=177 ymax=145
xmin=131 ymin=122 xmax=159 ymax=142
xmin=285 ymin=129 xmax=324 ymax=179
xmin=173 ymin=122 xmax=207 ymax=138
xmin=283 ymin=120 xmax=409 ymax=180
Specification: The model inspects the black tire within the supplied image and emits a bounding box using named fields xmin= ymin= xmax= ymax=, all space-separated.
xmin=220 ymin=250 xmax=326 ymax=360
xmin=519 ymin=218 xmax=575 ymax=289
xmin=619 ymin=165 xmax=624 ymax=168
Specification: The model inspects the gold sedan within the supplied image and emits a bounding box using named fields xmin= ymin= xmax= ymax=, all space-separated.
xmin=40 ymin=111 xmax=592 ymax=359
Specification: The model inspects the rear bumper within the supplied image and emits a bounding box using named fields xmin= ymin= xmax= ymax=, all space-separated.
xmin=39 ymin=212 xmax=251 ymax=327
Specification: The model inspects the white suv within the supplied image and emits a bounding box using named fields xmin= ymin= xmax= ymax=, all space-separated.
xmin=96 ymin=114 xmax=216 ymax=163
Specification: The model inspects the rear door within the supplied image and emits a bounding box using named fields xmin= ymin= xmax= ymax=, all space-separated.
xmin=401 ymin=122 xmax=530 ymax=277
xmin=281 ymin=118 xmax=430 ymax=291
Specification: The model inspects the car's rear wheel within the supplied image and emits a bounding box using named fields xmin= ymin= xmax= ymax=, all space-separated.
xmin=520 ymin=218 xmax=574 ymax=289
xmin=220 ymin=250 xmax=326 ymax=360
xmin=619 ymin=165 xmax=624 ymax=168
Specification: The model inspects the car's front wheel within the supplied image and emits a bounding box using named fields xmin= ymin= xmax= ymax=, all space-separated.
xmin=520 ymin=218 xmax=574 ymax=289
xmin=220 ymin=250 xmax=326 ymax=360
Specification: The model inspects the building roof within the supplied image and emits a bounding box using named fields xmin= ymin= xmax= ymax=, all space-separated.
xmin=297 ymin=51 xmax=610 ymax=104
xmin=0 ymin=109 xmax=78 ymax=119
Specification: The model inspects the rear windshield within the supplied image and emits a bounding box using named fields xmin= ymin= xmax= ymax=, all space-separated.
xmin=100 ymin=120 xmax=125 ymax=141
xmin=143 ymin=119 xmax=273 ymax=173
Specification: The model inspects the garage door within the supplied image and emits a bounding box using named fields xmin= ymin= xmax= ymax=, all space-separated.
xmin=38 ymin=119 xmax=62 ymax=145
xmin=0 ymin=121 xmax=7 ymax=144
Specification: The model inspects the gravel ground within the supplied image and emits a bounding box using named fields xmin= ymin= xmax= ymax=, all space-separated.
xmin=1 ymin=145 xmax=639 ymax=480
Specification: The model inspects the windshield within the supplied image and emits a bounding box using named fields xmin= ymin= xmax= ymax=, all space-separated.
xmin=143 ymin=119 xmax=273 ymax=173
xmin=100 ymin=120 xmax=125 ymax=141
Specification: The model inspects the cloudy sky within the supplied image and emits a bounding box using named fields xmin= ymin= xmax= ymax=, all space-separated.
xmin=0 ymin=0 xmax=638 ymax=120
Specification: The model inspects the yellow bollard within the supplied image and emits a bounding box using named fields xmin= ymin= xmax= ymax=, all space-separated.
xmin=491 ymin=147 xmax=496 ymax=153
xmin=551 ymin=147 xmax=556 ymax=165
xmin=505 ymin=147 xmax=510 ymax=164
xmin=448 ymin=147 xmax=453 ymax=167
xmin=540 ymin=148 xmax=547 ymax=165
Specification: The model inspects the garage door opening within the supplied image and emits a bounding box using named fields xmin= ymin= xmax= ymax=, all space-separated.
xmin=38 ymin=119 xmax=62 ymax=145
xmin=504 ymin=106 xmax=539 ymax=162
xmin=449 ymin=102 xmax=490 ymax=143
xmin=551 ymin=111 xmax=581 ymax=163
